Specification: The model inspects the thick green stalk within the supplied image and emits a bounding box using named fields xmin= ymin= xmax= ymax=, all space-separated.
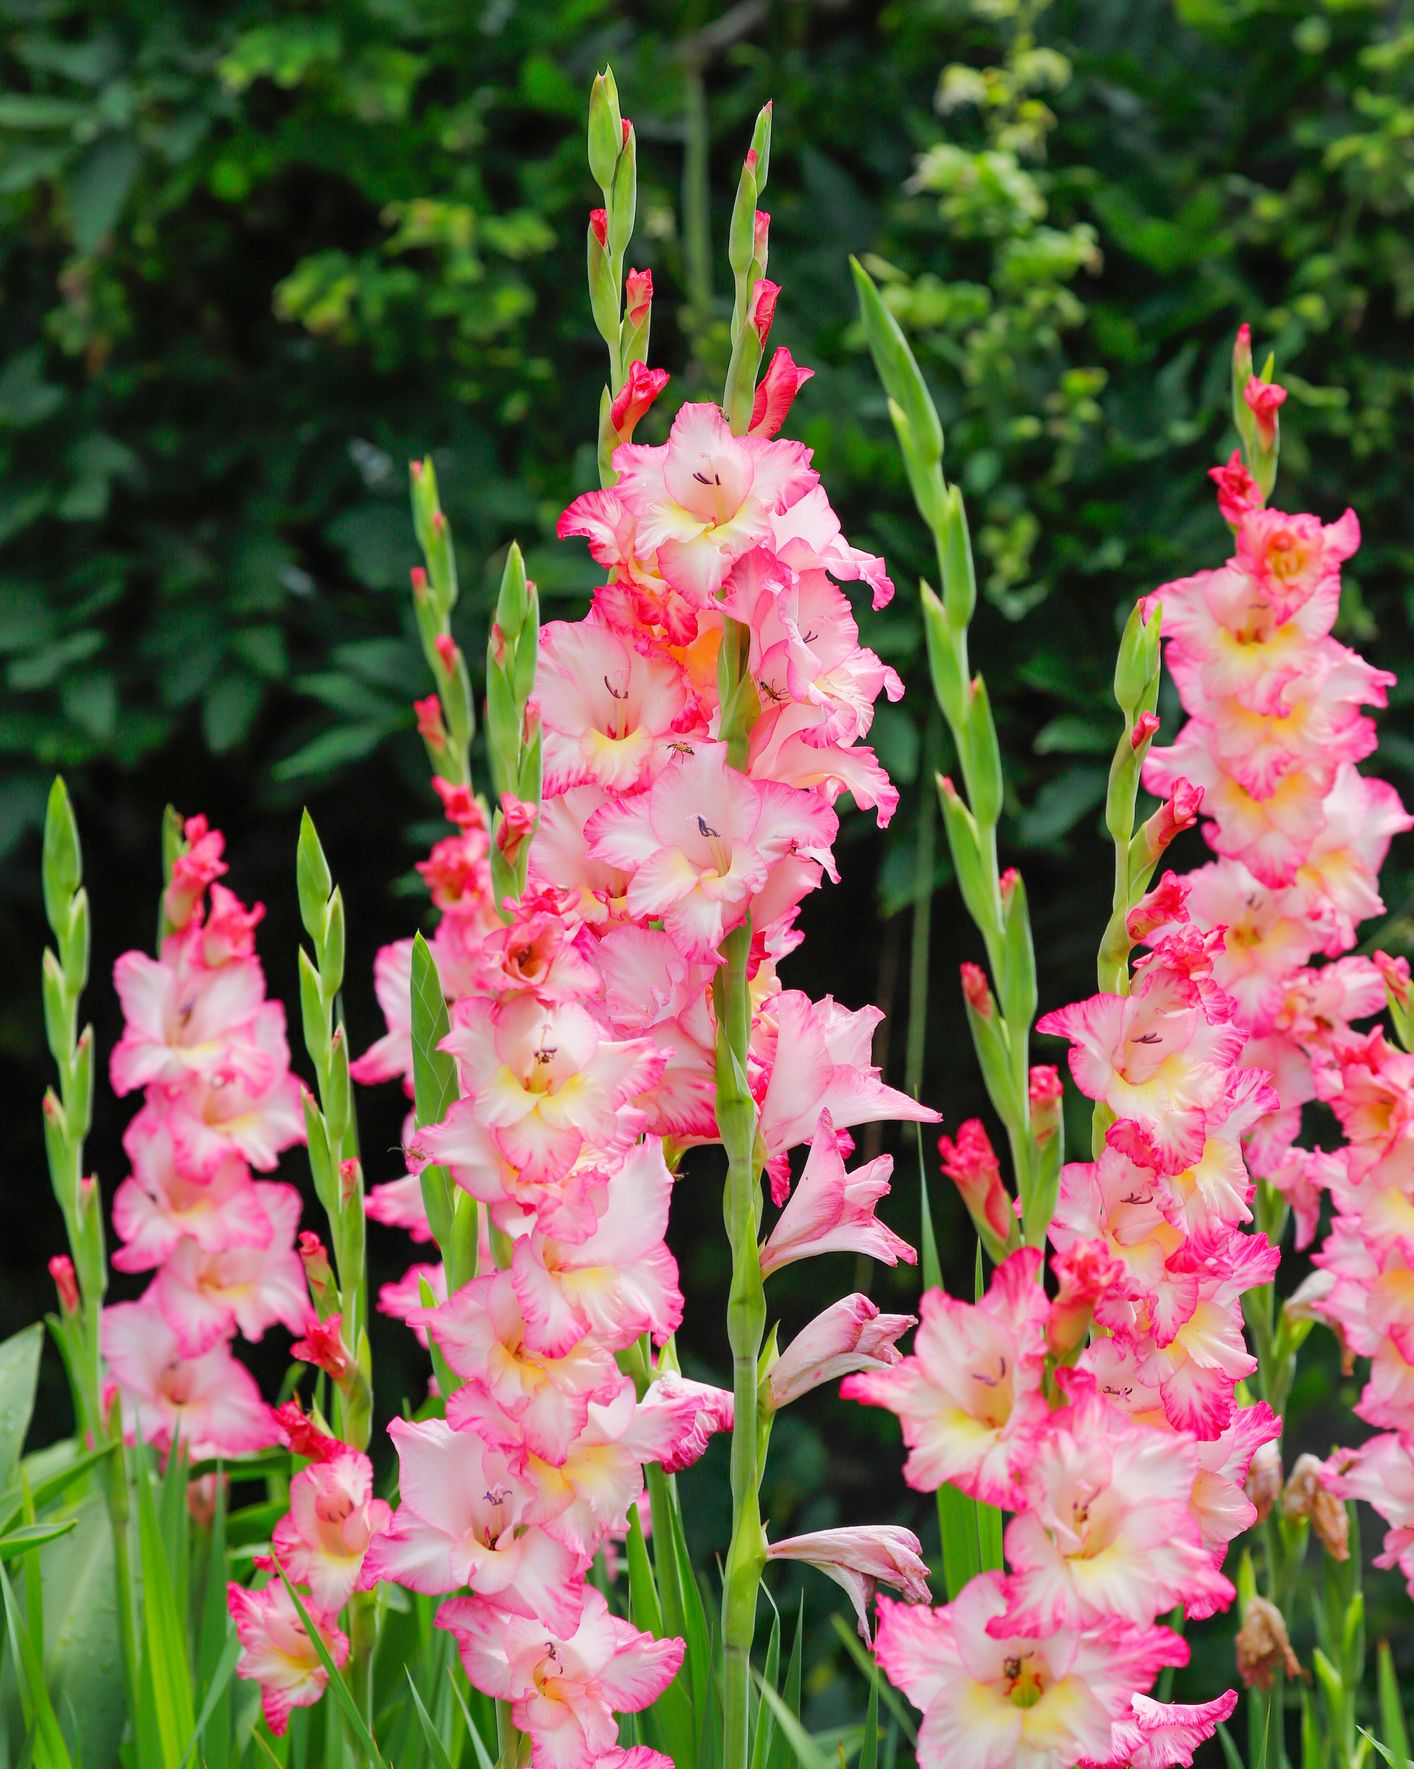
xmin=904 ymin=710 xmax=940 ymax=1101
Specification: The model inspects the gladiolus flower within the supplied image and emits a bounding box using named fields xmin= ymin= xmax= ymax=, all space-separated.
xmin=749 ymin=347 xmax=814 ymax=438
xmin=1208 ymin=449 xmax=1262 ymax=526
xmin=768 ymin=1294 xmax=914 ymax=1408
xmin=624 ymin=267 xmax=652 ymax=328
xmin=270 ymin=1449 xmax=392 ymax=1612
xmin=937 ymin=1120 xmax=1013 ymax=1250
xmin=748 ymin=277 xmax=780 ymax=344
xmin=1242 ymin=375 xmax=1286 ymax=448
xmin=292 ymin=1312 xmax=352 ymax=1385
xmin=228 ymin=1580 xmax=349 ymax=1736
xmin=759 ymin=1113 xmax=915 ymax=1274
xmin=609 ymin=361 xmax=670 ymax=443
xmin=766 ymin=1525 xmax=930 ymax=1639
xmin=48 ymin=1254 xmax=79 ymax=1313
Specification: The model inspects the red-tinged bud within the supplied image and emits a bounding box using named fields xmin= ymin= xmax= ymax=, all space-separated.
xmin=1028 ymin=1064 xmax=1063 ymax=1147
xmin=1137 ymin=592 xmax=1161 ymax=626
xmin=999 ymin=866 xmax=1020 ymax=904
xmin=297 ymin=1233 xmax=335 ymax=1309
xmin=938 ymin=1121 xmax=1013 ymax=1247
xmin=489 ymin=620 xmax=507 ymax=668
xmin=497 ymin=792 xmax=538 ymax=865
xmin=434 ymin=633 xmax=457 ymax=673
xmin=432 ymin=777 xmax=485 ymax=831
xmin=745 ymin=147 xmax=758 ymax=173
xmin=753 ymin=209 xmax=770 ymax=270
xmin=589 ymin=208 xmax=609 ymax=249
xmin=1374 ymin=950 xmax=1412 ymax=1009
xmin=523 ymin=698 xmax=542 ymax=744
xmin=79 ymin=1173 xmax=97 ymax=1214
xmin=610 ymin=360 xmax=670 ymax=442
xmin=1245 ymin=1439 xmax=1283 ymax=1524
xmin=1130 ymin=711 xmax=1161 ymax=751
xmin=747 ymin=277 xmax=780 ymax=345
xmin=1209 ymin=448 xmax=1263 ymax=525
xmin=410 ymin=565 xmax=429 ymax=598
xmin=749 ymin=347 xmax=814 ymax=439
xmin=413 ymin=694 xmax=446 ymax=749
xmin=1233 ymin=322 xmax=1254 ymax=384
xmin=624 ymin=267 xmax=653 ymax=328
xmin=1047 ymin=1239 xmax=1123 ymax=1355
xmin=960 ymin=961 xmax=993 ymax=1017
xmin=1127 ymin=870 xmax=1191 ymax=943
xmin=432 ymin=509 xmax=447 ymax=536
xmin=338 ymin=1157 xmax=361 ymax=1207
xmin=1138 ymin=778 xmax=1203 ymax=862
xmin=409 ymin=459 xmax=423 ymax=482
xmin=271 ymin=1397 xmax=343 ymax=1463
xmin=621 ymin=117 xmax=632 ymax=145
xmin=48 ymin=1254 xmax=79 ymax=1314
xmin=1243 ymin=375 xmax=1287 ymax=449
xmin=292 ymin=1311 xmax=352 ymax=1385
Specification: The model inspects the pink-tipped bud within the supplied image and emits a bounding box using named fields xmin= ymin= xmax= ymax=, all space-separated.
xmin=621 ymin=117 xmax=632 ymax=145
xmin=938 ymin=1121 xmax=1013 ymax=1246
xmin=1374 ymin=950 xmax=1411 ymax=1009
xmin=960 ymin=961 xmax=993 ymax=1018
xmin=338 ymin=1157 xmax=361 ymax=1207
xmin=292 ymin=1312 xmax=352 ymax=1385
xmin=1127 ymin=870 xmax=1191 ymax=943
xmin=1028 ymin=1065 xmax=1063 ymax=1148
xmin=271 ymin=1397 xmax=343 ymax=1464
xmin=1047 ymin=1239 xmax=1124 ymax=1355
xmin=1245 ymin=1439 xmax=1283 ymax=1524
xmin=413 ymin=694 xmax=446 ymax=748
xmin=1129 ymin=712 xmax=1161 ymax=751
xmin=1137 ymin=591 xmax=1161 ymax=626
xmin=999 ymin=866 xmax=1020 ymax=905
xmin=753 ymin=209 xmax=770 ymax=269
xmin=164 ymin=814 xmax=227 ymax=934
xmin=298 ymin=1233 xmax=335 ymax=1308
xmin=522 ymin=698 xmax=542 ymax=744
xmin=748 ymin=347 xmax=814 ymax=438
xmin=1243 ymin=376 xmax=1287 ymax=449
xmin=409 ymin=564 xmax=428 ymax=597
xmin=409 ymin=459 xmax=423 ymax=482
xmin=48 ymin=1254 xmax=79 ymax=1314
xmin=497 ymin=792 xmax=538 ymax=864
xmin=609 ymin=360 xmax=670 ymax=443
xmin=431 ymin=509 xmax=446 ymax=536
xmin=747 ymin=277 xmax=780 ymax=345
xmin=432 ymin=777 xmax=483 ymax=831
xmin=624 ymin=268 xmax=652 ymax=329
xmin=434 ymin=633 xmax=457 ymax=673
xmin=745 ymin=147 xmax=759 ymax=173
xmin=589 ymin=208 xmax=608 ymax=249
xmin=1140 ymin=778 xmax=1204 ymax=861
xmin=1209 ymin=449 xmax=1263 ymax=525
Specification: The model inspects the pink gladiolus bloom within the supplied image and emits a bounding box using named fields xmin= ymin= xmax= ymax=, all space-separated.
xmin=151 ymin=1182 xmax=308 ymax=1354
xmin=642 ymin=1373 xmax=734 ymax=1473
xmin=270 ymin=1449 xmax=392 ymax=1612
xmin=437 ymin=1587 xmax=683 ymax=1769
xmin=272 ymin=1397 xmax=343 ymax=1463
xmin=362 ymin=1417 xmax=584 ymax=1633
xmin=768 ymin=1293 xmax=915 ymax=1408
xmin=1326 ymin=1435 xmax=1414 ymax=1594
xmin=843 ymin=1248 xmax=1049 ymax=1507
xmin=586 ymin=742 xmax=837 ymax=963
xmin=1138 ymin=779 xmax=1204 ymax=863
xmin=102 ymin=1299 xmax=279 ymax=1458
xmin=539 ymin=618 xmax=693 ymax=796
xmin=164 ymin=814 xmax=228 ymax=932
xmin=1208 ymin=450 xmax=1262 ymax=526
xmin=292 ymin=1313 xmax=352 ymax=1384
xmin=367 ymin=1169 xmax=432 ymax=1241
xmin=437 ymin=994 xmax=663 ymax=1194
xmin=765 ymin=1524 xmax=930 ymax=1639
xmin=110 ymin=941 xmax=276 ymax=1097
xmin=350 ymin=938 xmax=416 ymax=1087
xmin=995 ymin=1384 xmax=1234 ymax=1637
xmin=228 ymin=1580 xmax=349 ymax=1736
xmin=759 ymin=1112 xmax=914 ymax=1274
xmin=1083 ymin=1690 xmax=1239 ymax=1769
xmin=415 ymin=1268 xmax=622 ymax=1463
xmin=609 ymin=361 xmax=669 ymax=442
xmin=110 ymin=1111 xmax=272 ymax=1271
xmin=873 ymin=1576 xmax=1187 ymax=1769
xmin=750 ymin=347 xmax=814 ymax=438
xmin=609 ymin=400 xmax=815 ymax=604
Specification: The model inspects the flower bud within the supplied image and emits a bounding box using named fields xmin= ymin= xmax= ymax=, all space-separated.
xmin=1374 ymin=949 xmax=1411 ymax=1009
xmin=624 ymin=266 xmax=652 ymax=329
xmin=338 ymin=1157 xmax=361 ymax=1208
xmin=1243 ymin=375 xmax=1286 ymax=450
xmin=747 ymin=277 xmax=780 ymax=346
xmin=292 ymin=1312 xmax=352 ymax=1386
xmin=937 ymin=1121 xmax=1013 ymax=1249
xmin=1137 ymin=778 xmax=1203 ymax=862
xmin=1245 ymin=1438 xmax=1283 ymax=1524
xmin=1208 ymin=448 xmax=1263 ymax=525
xmin=753 ymin=208 xmax=770 ymax=272
xmin=298 ymin=1233 xmax=336 ymax=1312
xmin=1113 ymin=595 xmax=1161 ymax=713
xmin=959 ymin=961 xmax=993 ymax=1018
xmin=609 ymin=360 xmax=670 ymax=443
xmin=496 ymin=792 xmax=538 ymax=865
xmin=48 ymin=1253 xmax=79 ymax=1315
xmin=434 ymin=633 xmax=457 ymax=674
xmin=1047 ymin=1238 xmax=1124 ymax=1356
xmin=748 ymin=347 xmax=814 ymax=438
xmin=1028 ymin=1065 xmax=1063 ymax=1147
xmin=1126 ymin=870 xmax=1190 ymax=943
xmin=1129 ymin=712 xmax=1160 ymax=752
xmin=413 ymin=694 xmax=446 ymax=750
xmin=1282 ymin=1453 xmax=1350 ymax=1561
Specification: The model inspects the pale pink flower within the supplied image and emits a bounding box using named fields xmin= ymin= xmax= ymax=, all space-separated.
xmin=765 ymin=1524 xmax=930 ymax=1639
xmin=269 ymin=1449 xmax=392 ymax=1612
xmin=349 ymin=938 xmax=415 ymax=1087
xmin=110 ymin=940 xmax=275 ymax=1097
xmin=437 ymin=1587 xmax=683 ymax=1769
xmin=843 ymin=1248 xmax=1049 ymax=1507
xmin=228 ymin=1579 xmax=348 ymax=1736
xmin=768 ymin=1294 xmax=915 ymax=1408
xmin=150 ymin=1181 xmax=307 ymax=1354
xmin=873 ymin=1576 xmax=1187 ymax=1769
xmin=110 ymin=1111 xmax=271 ymax=1271
xmin=1235 ymin=504 xmax=1358 ymax=626
xmin=1326 ymin=1434 xmax=1414 ymax=1594
xmin=1082 ymin=1690 xmax=1238 ymax=1769
xmin=585 ymin=742 xmax=837 ymax=963
xmin=361 ymin=1417 xmax=584 ymax=1634
xmin=102 ymin=1298 xmax=279 ymax=1458
xmin=759 ymin=1113 xmax=914 ymax=1275
xmin=474 ymin=889 xmax=603 ymax=1003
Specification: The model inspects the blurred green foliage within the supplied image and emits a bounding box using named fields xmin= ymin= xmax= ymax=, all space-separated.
xmin=2 ymin=0 xmax=1413 ymax=1726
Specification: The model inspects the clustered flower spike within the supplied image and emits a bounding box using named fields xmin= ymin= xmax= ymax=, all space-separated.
xmin=347 ymin=299 xmax=933 ymax=1759
xmin=102 ymin=820 xmax=305 ymax=1458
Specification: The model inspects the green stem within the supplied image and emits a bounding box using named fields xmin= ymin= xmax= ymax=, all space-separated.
xmin=905 ymin=710 xmax=940 ymax=1100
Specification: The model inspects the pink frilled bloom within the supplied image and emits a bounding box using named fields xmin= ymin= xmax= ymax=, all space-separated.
xmin=292 ymin=1312 xmax=352 ymax=1385
xmin=228 ymin=1580 xmax=349 ymax=1736
xmin=437 ymin=1587 xmax=683 ymax=1769
xmin=609 ymin=361 xmax=669 ymax=443
xmin=110 ymin=1111 xmax=272 ymax=1271
xmin=995 ymin=1382 xmax=1234 ymax=1637
xmin=150 ymin=1186 xmax=308 ymax=1355
xmin=586 ymin=742 xmax=837 ymax=964
xmin=538 ymin=617 xmax=693 ymax=796
xmin=765 ymin=1524 xmax=930 ymax=1639
xmin=102 ymin=1298 xmax=279 ymax=1459
xmin=268 ymin=1449 xmax=391 ymax=1612
xmin=873 ymin=1575 xmax=1187 ymax=1769
xmin=843 ymin=1247 xmax=1049 ymax=1507
xmin=937 ymin=1120 xmax=1014 ymax=1249
xmin=163 ymin=814 xmax=228 ymax=932
xmin=1208 ymin=449 xmax=1262 ymax=527
xmin=1081 ymin=1690 xmax=1238 ymax=1769
xmin=1326 ymin=1435 xmax=1414 ymax=1595
xmin=750 ymin=346 xmax=814 ymax=439
xmin=361 ymin=1417 xmax=585 ymax=1635
xmin=759 ymin=1112 xmax=915 ymax=1275
xmin=767 ymin=1293 xmax=915 ymax=1408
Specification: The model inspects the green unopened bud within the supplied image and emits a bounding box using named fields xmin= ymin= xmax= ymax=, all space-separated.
xmin=1113 ymin=596 xmax=1162 ymax=714
xmin=937 ymin=775 xmax=995 ymax=939
xmin=495 ymin=542 xmax=529 ymax=645
xmin=940 ymin=485 xmax=977 ymax=629
xmin=42 ymin=778 xmax=81 ymax=939
xmin=608 ymin=126 xmax=636 ymax=258
xmin=296 ymin=811 xmax=332 ymax=944
xmin=920 ymin=582 xmax=966 ymax=728
xmin=962 ymin=676 xmax=1003 ymax=832
xmin=748 ymin=100 xmax=772 ymax=193
xmin=409 ymin=456 xmax=441 ymax=560
xmin=588 ymin=218 xmax=620 ymax=349
xmin=588 ymin=69 xmax=624 ymax=194
xmin=998 ymin=868 xmax=1037 ymax=1031
xmin=728 ymin=156 xmax=760 ymax=280
xmin=851 ymin=258 xmax=944 ymax=471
